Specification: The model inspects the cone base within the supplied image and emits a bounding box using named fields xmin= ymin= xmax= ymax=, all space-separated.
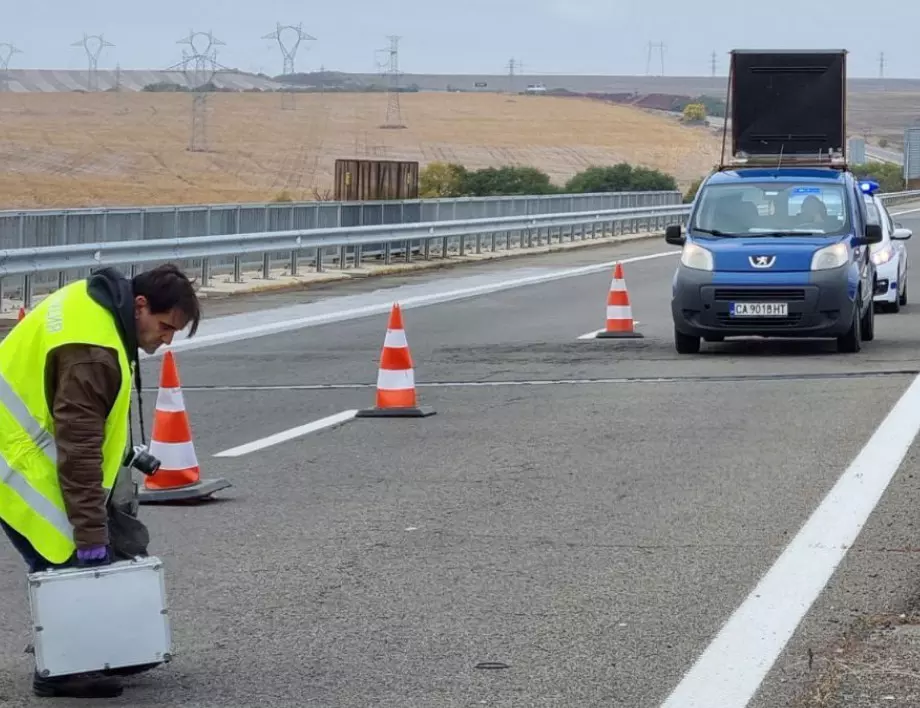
xmin=356 ymin=405 xmax=436 ymax=418
xmin=138 ymin=477 xmax=232 ymax=505
xmin=595 ymin=329 xmax=644 ymax=339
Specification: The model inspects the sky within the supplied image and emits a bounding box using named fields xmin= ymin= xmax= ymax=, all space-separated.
xmin=3 ymin=0 xmax=919 ymax=78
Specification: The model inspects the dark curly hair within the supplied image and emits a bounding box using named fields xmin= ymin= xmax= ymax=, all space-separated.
xmin=132 ymin=263 xmax=201 ymax=337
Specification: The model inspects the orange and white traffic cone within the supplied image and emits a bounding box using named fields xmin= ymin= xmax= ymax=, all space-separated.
xmin=16 ymin=307 xmax=26 ymax=322
xmin=595 ymin=262 xmax=643 ymax=339
xmin=138 ymin=350 xmax=231 ymax=504
xmin=356 ymin=303 xmax=435 ymax=418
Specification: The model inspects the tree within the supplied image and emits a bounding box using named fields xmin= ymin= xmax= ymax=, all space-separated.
xmin=460 ymin=166 xmax=558 ymax=196
xmin=420 ymin=162 xmax=467 ymax=198
xmin=564 ymin=163 xmax=677 ymax=193
xmin=683 ymin=176 xmax=704 ymax=203
xmin=851 ymin=161 xmax=905 ymax=193
xmin=682 ymin=102 xmax=707 ymax=123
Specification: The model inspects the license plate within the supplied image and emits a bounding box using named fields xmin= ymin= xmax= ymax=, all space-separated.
xmin=730 ymin=302 xmax=788 ymax=317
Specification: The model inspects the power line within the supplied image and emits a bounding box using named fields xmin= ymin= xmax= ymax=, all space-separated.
xmin=72 ymin=33 xmax=114 ymax=92
xmin=507 ymin=58 xmax=522 ymax=93
xmin=263 ymin=22 xmax=316 ymax=110
xmin=646 ymin=41 xmax=665 ymax=76
xmin=0 ymin=42 xmax=22 ymax=92
xmin=377 ymin=35 xmax=406 ymax=130
xmin=175 ymin=30 xmax=225 ymax=152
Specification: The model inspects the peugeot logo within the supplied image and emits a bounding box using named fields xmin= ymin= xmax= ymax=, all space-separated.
xmin=749 ymin=255 xmax=776 ymax=268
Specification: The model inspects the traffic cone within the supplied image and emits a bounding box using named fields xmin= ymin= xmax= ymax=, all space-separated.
xmin=594 ymin=262 xmax=644 ymax=339
xmin=138 ymin=350 xmax=232 ymax=504
xmin=356 ymin=303 xmax=435 ymax=418
xmin=17 ymin=307 xmax=25 ymax=322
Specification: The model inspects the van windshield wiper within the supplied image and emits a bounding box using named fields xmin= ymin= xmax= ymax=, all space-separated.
xmin=745 ymin=231 xmax=821 ymax=238
xmin=692 ymin=228 xmax=737 ymax=237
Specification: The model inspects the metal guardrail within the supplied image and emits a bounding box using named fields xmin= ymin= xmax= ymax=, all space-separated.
xmin=2 ymin=204 xmax=691 ymax=308
xmin=0 ymin=191 xmax=682 ymax=250
xmin=881 ymin=190 xmax=920 ymax=204
xmin=2 ymin=189 xmax=919 ymax=309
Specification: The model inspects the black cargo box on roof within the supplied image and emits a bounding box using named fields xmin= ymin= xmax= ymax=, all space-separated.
xmin=728 ymin=49 xmax=846 ymax=160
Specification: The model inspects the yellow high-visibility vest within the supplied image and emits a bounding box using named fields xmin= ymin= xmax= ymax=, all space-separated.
xmin=0 ymin=280 xmax=132 ymax=563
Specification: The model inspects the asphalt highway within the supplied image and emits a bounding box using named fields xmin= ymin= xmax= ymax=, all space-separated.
xmin=2 ymin=205 xmax=920 ymax=707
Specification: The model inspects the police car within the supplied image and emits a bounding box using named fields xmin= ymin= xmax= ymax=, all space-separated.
xmin=664 ymin=48 xmax=883 ymax=354
xmin=863 ymin=185 xmax=911 ymax=312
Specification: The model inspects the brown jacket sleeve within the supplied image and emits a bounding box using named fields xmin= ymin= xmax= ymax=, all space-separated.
xmin=45 ymin=344 xmax=123 ymax=548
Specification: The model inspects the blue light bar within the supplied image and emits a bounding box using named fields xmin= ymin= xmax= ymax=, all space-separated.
xmin=859 ymin=180 xmax=880 ymax=194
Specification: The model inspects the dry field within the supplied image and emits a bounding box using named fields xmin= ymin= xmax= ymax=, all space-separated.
xmin=848 ymin=91 xmax=920 ymax=145
xmin=0 ymin=91 xmax=722 ymax=209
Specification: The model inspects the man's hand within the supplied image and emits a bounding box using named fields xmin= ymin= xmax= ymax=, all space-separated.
xmin=76 ymin=544 xmax=111 ymax=567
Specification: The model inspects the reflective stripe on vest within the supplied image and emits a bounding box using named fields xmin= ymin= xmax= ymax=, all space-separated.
xmin=0 ymin=280 xmax=133 ymax=563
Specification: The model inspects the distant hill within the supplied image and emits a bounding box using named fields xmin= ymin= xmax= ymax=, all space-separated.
xmin=0 ymin=68 xmax=281 ymax=92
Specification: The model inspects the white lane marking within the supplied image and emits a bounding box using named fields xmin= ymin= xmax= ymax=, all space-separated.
xmin=213 ymin=409 xmax=357 ymax=457
xmin=891 ymin=206 xmax=920 ymax=216
xmin=659 ymin=373 xmax=920 ymax=708
xmin=142 ymin=250 xmax=679 ymax=358
xmin=576 ymin=322 xmax=641 ymax=340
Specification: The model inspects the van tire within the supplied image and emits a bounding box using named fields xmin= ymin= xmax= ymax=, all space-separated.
xmin=837 ymin=304 xmax=862 ymax=353
xmin=675 ymin=328 xmax=701 ymax=354
xmin=861 ymin=295 xmax=875 ymax=340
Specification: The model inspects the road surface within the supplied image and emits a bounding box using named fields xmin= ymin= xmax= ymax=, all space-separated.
xmin=2 ymin=204 xmax=920 ymax=707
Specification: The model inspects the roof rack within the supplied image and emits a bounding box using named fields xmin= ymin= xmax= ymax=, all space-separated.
xmin=720 ymin=151 xmax=848 ymax=172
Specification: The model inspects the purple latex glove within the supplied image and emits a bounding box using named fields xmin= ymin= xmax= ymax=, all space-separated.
xmin=76 ymin=545 xmax=109 ymax=564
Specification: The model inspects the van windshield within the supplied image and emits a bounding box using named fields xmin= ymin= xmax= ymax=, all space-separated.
xmin=691 ymin=182 xmax=851 ymax=237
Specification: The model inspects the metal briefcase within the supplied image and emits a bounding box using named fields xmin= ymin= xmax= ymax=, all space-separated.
xmin=27 ymin=555 xmax=172 ymax=678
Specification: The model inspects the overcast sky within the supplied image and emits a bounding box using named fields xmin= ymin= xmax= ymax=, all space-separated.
xmin=4 ymin=0 xmax=919 ymax=78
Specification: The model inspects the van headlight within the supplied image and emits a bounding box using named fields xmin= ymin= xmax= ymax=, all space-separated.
xmin=811 ymin=242 xmax=849 ymax=271
xmin=680 ymin=242 xmax=714 ymax=271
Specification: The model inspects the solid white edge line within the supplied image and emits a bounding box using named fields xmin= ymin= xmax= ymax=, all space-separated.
xmin=141 ymin=250 xmax=680 ymax=358
xmin=659 ymin=372 xmax=920 ymax=708
xmin=891 ymin=206 xmax=920 ymax=216
xmin=213 ymin=409 xmax=358 ymax=458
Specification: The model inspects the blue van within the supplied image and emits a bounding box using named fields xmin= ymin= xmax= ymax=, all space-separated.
xmin=664 ymin=49 xmax=883 ymax=354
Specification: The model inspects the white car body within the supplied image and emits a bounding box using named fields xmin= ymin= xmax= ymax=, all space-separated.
xmin=865 ymin=193 xmax=911 ymax=311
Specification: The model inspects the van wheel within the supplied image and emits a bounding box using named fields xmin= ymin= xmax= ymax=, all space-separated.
xmin=837 ymin=304 xmax=862 ymax=353
xmin=675 ymin=328 xmax=701 ymax=354
xmin=861 ymin=296 xmax=875 ymax=340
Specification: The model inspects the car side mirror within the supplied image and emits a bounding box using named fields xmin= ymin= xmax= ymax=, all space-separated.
xmin=863 ymin=223 xmax=884 ymax=245
xmin=892 ymin=227 xmax=913 ymax=241
xmin=665 ymin=224 xmax=685 ymax=246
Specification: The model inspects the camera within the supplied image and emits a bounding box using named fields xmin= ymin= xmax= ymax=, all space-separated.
xmin=123 ymin=445 xmax=161 ymax=476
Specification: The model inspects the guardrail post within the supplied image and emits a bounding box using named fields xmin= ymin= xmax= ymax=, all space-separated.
xmin=233 ymin=256 xmax=242 ymax=283
xmin=405 ymin=239 xmax=412 ymax=264
xmin=201 ymin=259 xmax=211 ymax=288
xmin=23 ymin=275 xmax=32 ymax=310
xmin=290 ymin=251 xmax=299 ymax=277
xmin=339 ymin=245 xmax=348 ymax=270
xmin=441 ymin=236 xmax=449 ymax=258
xmin=355 ymin=245 xmax=363 ymax=269
xmin=316 ymin=247 xmax=324 ymax=273
xmin=423 ymin=238 xmax=431 ymax=260
xmin=262 ymin=253 xmax=271 ymax=280
xmin=490 ymin=232 xmax=497 ymax=252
